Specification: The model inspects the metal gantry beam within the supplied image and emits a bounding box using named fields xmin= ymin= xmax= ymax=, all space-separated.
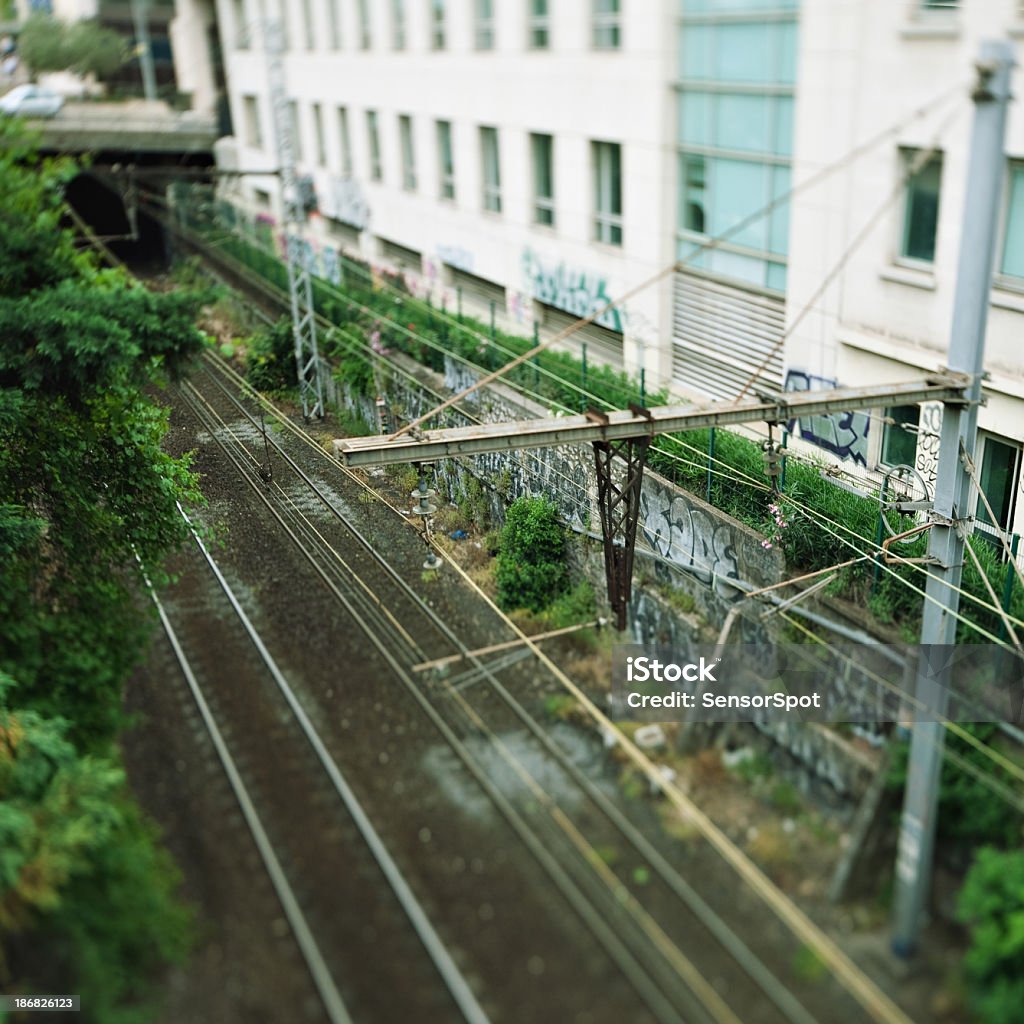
xmin=334 ymin=374 xmax=970 ymax=467
xmin=335 ymin=372 xmax=971 ymax=636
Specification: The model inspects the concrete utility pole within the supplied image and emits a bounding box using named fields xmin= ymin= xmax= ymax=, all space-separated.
xmin=130 ymin=0 xmax=158 ymax=103
xmin=891 ymin=40 xmax=1014 ymax=956
xmin=263 ymin=17 xmax=324 ymax=419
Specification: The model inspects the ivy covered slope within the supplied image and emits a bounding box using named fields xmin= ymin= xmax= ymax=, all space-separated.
xmin=0 ymin=122 xmax=206 ymax=1021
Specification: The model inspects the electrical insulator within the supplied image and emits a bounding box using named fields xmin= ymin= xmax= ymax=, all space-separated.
xmin=761 ymin=440 xmax=784 ymax=478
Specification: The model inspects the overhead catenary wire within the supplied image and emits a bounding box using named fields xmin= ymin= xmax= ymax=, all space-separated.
xmin=205 ymin=346 xmax=1024 ymax=890
xmin=77 ymin=167 xmax=1007 ymax=1024
xmin=776 ymin=611 xmax=1024 ymax=791
xmin=196 ymin=352 xmax=915 ymax=1024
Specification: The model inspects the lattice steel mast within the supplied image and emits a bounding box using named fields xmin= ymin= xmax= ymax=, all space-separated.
xmin=263 ymin=17 xmax=324 ymax=419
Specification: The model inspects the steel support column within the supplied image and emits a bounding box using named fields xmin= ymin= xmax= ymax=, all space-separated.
xmin=593 ymin=437 xmax=650 ymax=631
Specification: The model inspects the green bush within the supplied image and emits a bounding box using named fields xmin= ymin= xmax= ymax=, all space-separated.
xmin=540 ymin=580 xmax=597 ymax=629
xmin=245 ymin=317 xmax=294 ymax=394
xmin=957 ymin=847 xmax=1024 ymax=1024
xmin=496 ymin=497 xmax=569 ymax=612
xmin=887 ymin=723 xmax=1024 ymax=852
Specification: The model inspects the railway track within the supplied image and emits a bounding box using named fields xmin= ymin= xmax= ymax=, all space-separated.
xmin=168 ymin=355 xmax=876 ymax=1024
xmin=148 ymin=507 xmax=492 ymax=1023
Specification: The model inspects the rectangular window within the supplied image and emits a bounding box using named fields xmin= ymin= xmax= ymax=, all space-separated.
xmin=301 ymin=0 xmax=315 ymax=49
xmin=680 ymin=155 xmax=706 ymax=233
xmin=358 ymin=0 xmax=372 ymax=49
xmin=437 ymin=120 xmax=455 ymax=200
xmin=392 ymin=0 xmax=406 ymax=49
xmin=367 ymin=110 xmax=382 ymax=180
xmin=338 ymin=107 xmax=353 ymax=175
xmin=431 ymin=0 xmax=446 ymax=49
xmin=593 ymin=0 xmax=620 ymax=50
xmin=312 ymin=102 xmax=326 ymax=166
xmin=475 ymin=0 xmax=495 ymax=49
xmin=881 ymin=405 xmax=920 ymax=468
xmin=920 ymin=0 xmax=958 ymax=10
xmin=531 ymin=133 xmax=555 ymax=227
xmin=976 ymin=436 xmax=1021 ymax=535
xmin=327 ymin=0 xmax=342 ymax=49
xmin=528 ymin=0 xmax=549 ymax=49
xmin=232 ymin=0 xmax=250 ymax=49
xmin=1000 ymin=163 xmax=1024 ymax=280
xmin=593 ymin=140 xmax=623 ymax=245
xmin=399 ymin=114 xmax=416 ymax=191
xmin=243 ymin=94 xmax=261 ymax=149
xmin=288 ymin=100 xmax=303 ymax=162
xmin=900 ymin=150 xmax=942 ymax=264
xmin=481 ymin=126 xmax=501 ymax=213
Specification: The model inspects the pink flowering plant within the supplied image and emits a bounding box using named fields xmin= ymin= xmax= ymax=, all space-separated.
xmin=761 ymin=500 xmax=790 ymax=551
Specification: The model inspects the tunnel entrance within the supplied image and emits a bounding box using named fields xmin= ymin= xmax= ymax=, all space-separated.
xmin=65 ymin=171 xmax=171 ymax=274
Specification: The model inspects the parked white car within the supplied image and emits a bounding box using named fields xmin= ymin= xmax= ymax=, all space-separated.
xmin=0 ymin=84 xmax=64 ymax=118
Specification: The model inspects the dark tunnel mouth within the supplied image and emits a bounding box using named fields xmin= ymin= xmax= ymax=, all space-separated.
xmin=64 ymin=171 xmax=166 ymax=271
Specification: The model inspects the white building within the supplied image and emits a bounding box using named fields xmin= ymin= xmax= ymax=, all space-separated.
xmin=213 ymin=0 xmax=676 ymax=379
xmin=787 ymin=0 xmax=1024 ymax=543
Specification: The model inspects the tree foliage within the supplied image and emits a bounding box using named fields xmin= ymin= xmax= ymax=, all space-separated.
xmin=245 ymin=316 xmax=296 ymax=393
xmin=887 ymin=723 xmax=1024 ymax=854
xmin=18 ymin=14 xmax=128 ymax=80
xmin=957 ymin=847 xmax=1024 ymax=1024
xmin=495 ymin=497 xmax=569 ymax=613
xmin=0 ymin=120 xmax=202 ymax=1018
xmin=0 ymin=676 xmax=191 ymax=1022
xmin=0 ymin=120 xmax=207 ymax=744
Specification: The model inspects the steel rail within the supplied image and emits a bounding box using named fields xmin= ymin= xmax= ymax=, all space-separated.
xmin=146 ymin=580 xmax=354 ymax=1024
xmin=196 ymin=359 xmax=825 ymax=1024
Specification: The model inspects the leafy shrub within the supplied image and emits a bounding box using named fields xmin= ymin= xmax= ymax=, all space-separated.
xmin=19 ymin=14 xmax=128 ymax=79
xmin=245 ymin=317 xmax=294 ymax=393
xmin=541 ymin=580 xmax=597 ymax=629
xmin=496 ymin=497 xmax=568 ymax=612
xmin=957 ymin=847 xmax=1024 ymax=1024
xmin=887 ymin=723 xmax=1024 ymax=852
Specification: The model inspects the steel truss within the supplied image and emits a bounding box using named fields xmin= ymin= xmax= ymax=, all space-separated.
xmin=264 ymin=18 xmax=324 ymax=419
xmin=593 ymin=436 xmax=651 ymax=631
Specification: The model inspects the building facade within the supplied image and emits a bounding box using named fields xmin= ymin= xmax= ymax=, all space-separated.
xmin=786 ymin=0 xmax=1024 ymax=544
xmin=213 ymin=0 xmax=677 ymax=379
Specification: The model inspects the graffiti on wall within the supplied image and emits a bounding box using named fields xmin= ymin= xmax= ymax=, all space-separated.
xmin=437 ymin=244 xmax=474 ymax=274
xmin=915 ymin=402 xmax=942 ymax=490
xmin=522 ymin=248 xmax=624 ymax=333
xmin=320 ymin=176 xmax=371 ymax=231
xmin=639 ymin=489 xmax=741 ymax=595
xmin=507 ymin=289 xmax=531 ymax=325
xmin=784 ymin=369 xmax=870 ymax=467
